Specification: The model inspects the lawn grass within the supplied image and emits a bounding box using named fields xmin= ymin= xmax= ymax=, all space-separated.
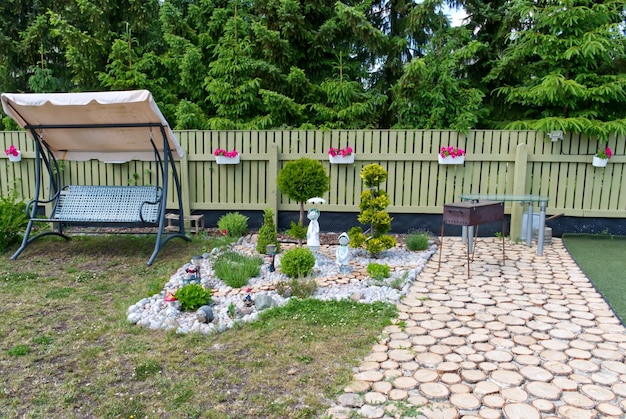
xmin=0 ymin=234 xmax=396 ymax=418
xmin=562 ymin=233 xmax=626 ymax=321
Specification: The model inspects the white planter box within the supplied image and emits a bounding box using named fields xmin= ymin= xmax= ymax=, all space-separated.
xmin=7 ymin=151 xmax=21 ymax=162
xmin=215 ymin=155 xmax=240 ymax=165
xmin=329 ymin=154 xmax=355 ymax=164
xmin=592 ymin=156 xmax=608 ymax=167
xmin=438 ymin=155 xmax=465 ymax=165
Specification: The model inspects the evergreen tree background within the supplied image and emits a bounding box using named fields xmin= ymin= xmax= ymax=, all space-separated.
xmin=1 ymin=0 xmax=625 ymax=136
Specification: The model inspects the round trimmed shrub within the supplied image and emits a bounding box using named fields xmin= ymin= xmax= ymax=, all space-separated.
xmin=280 ymin=247 xmax=316 ymax=278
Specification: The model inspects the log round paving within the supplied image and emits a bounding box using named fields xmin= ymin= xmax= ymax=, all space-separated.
xmin=328 ymin=238 xmax=626 ymax=418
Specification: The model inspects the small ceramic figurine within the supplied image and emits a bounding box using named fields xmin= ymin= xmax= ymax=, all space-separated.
xmin=306 ymin=207 xmax=321 ymax=252
xmin=336 ymin=232 xmax=351 ymax=273
xmin=185 ymin=257 xmax=201 ymax=284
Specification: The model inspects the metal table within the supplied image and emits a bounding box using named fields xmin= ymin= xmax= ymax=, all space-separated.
xmin=460 ymin=194 xmax=550 ymax=256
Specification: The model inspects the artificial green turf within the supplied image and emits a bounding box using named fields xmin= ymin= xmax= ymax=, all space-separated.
xmin=562 ymin=233 xmax=626 ymax=322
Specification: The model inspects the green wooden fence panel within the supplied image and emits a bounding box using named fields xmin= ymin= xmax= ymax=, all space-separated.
xmin=2 ymin=130 xmax=625 ymax=219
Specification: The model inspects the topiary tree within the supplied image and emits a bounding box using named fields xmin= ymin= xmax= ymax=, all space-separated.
xmin=256 ymin=208 xmax=280 ymax=255
xmin=348 ymin=164 xmax=396 ymax=257
xmin=277 ymin=157 xmax=329 ymax=228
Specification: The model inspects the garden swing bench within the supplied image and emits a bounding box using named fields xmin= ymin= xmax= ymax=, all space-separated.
xmin=1 ymin=90 xmax=190 ymax=265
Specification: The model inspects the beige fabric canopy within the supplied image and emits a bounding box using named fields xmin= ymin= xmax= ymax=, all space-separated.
xmin=1 ymin=90 xmax=184 ymax=162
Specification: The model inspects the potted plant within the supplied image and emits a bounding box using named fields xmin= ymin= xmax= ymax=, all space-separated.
xmin=592 ymin=147 xmax=612 ymax=167
xmin=5 ymin=145 xmax=21 ymax=162
xmin=214 ymin=148 xmax=240 ymax=164
xmin=328 ymin=146 xmax=355 ymax=164
xmin=438 ymin=146 xmax=466 ymax=164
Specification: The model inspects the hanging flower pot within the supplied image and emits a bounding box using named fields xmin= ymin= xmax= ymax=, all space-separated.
xmin=328 ymin=147 xmax=354 ymax=164
xmin=5 ymin=145 xmax=21 ymax=162
xmin=214 ymin=148 xmax=240 ymax=164
xmin=215 ymin=155 xmax=240 ymax=164
xmin=592 ymin=147 xmax=612 ymax=167
xmin=438 ymin=155 xmax=465 ymax=165
xmin=592 ymin=156 xmax=608 ymax=167
xmin=7 ymin=151 xmax=22 ymax=162
xmin=438 ymin=146 xmax=466 ymax=164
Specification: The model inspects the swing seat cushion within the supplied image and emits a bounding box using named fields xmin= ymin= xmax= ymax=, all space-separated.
xmin=49 ymin=185 xmax=162 ymax=224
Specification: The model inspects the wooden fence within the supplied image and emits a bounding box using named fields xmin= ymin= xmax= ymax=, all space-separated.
xmin=2 ymin=129 xmax=625 ymax=231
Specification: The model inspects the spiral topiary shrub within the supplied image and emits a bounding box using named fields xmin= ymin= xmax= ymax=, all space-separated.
xmin=350 ymin=164 xmax=396 ymax=257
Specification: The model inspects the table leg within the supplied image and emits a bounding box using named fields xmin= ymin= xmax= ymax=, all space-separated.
xmin=537 ymin=202 xmax=546 ymax=256
xmin=526 ymin=203 xmax=533 ymax=247
xmin=467 ymin=226 xmax=474 ymax=253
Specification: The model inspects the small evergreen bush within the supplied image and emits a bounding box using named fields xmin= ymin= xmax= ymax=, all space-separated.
xmin=367 ymin=263 xmax=390 ymax=280
xmin=174 ymin=284 xmax=212 ymax=311
xmin=256 ymin=208 xmax=280 ymax=255
xmin=217 ymin=212 xmax=249 ymax=238
xmin=405 ymin=232 xmax=431 ymax=251
xmin=286 ymin=221 xmax=307 ymax=242
xmin=280 ymin=247 xmax=316 ymax=278
xmin=0 ymin=190 xmax=29 ymax=253
xmin=213 ymin=251 xmax=263 ymax=288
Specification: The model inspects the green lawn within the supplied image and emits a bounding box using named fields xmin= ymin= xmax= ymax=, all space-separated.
xmin=562 ymin=233 xmax=626 ymax=322
xmin=0 ymin=234 xmax=397 ymax=418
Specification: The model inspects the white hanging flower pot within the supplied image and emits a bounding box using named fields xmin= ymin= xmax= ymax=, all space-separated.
xmin=7 ymin=151 xmax=21 ymax=162
xmin=438 ymin=155 xmax=465 ymax=165
xmin=329 ymin=154 xmax=355 ymax=164
xmin=592 ymin=156 xmax=608 ymax=167
xmin=215 ymin=155 xmax=240 ymax=165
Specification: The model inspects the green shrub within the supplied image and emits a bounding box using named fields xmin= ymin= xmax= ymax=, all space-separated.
xmin=348 ymin=226 xmax=366 ymax=248
xmin=256 ymin=208 xmax=280 ymax=255
xmin=276 ymin=158 xmax=329 ymax=227
xmin=365 ymin=235 xmax=397 ymax=257
xmin=217 ymin=212 xmax=249 ymax=238
xmin=213 ymin=251 xmax=263 ymax=288
xmin=367 ymin=263 xmax=390 ymax=280
xmin=280 ymin=247 xmax=316 ymax=278
xmin=174 ymin=284 xmax=212 ymax=311
xmin=405 ymin=232 xmax=431 ymax=251
xmin=0 ymin=190 xmax=29 ymax=253
xmin=286 ymin=221 xmax=307 ymax=242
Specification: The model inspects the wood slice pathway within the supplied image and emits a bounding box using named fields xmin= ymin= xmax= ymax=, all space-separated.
xmin=326 ymin=237 xmax=626 ymax=419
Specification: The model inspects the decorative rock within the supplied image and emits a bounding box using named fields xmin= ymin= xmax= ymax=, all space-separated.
xmin=254 ymin=294 xmax=275 ymax=310
xmin=357 ymin=404 xmax=385 ymax=418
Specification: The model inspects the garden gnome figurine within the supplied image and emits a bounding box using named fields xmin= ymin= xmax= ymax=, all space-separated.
xmin=306 ymin=207 xmax=321 ymax=253
xmin=336 ymin=232 xmax=351 ymax=273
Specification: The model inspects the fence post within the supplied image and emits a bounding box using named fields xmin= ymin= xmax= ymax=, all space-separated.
xmin=510 ymin=143 xmax=528 ymax=241
xmin=267 ymin=142 xmax=280 ymax=224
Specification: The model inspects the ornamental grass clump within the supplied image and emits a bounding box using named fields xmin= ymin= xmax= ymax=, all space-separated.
xmin=405 ymin=232 xmax=431 ymax=251
xmin=217 ymin=212 xmax=249 ymax=238
xmin=213 ymin=251 xmax=263 ymax=288
xmin=367 ymin=263 xmax=390 ymax=280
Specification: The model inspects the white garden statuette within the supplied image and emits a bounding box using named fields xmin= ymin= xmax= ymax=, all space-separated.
xmin=336 ymin=232 xmax=351 ymax=273
xmin=306 ymin=207 xmax=321 ymax=252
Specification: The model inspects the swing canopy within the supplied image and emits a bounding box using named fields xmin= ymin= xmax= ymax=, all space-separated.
xmin=1 ymin=90 xmax=184 ymax=163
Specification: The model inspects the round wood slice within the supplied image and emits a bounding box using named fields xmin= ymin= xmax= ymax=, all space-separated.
xmin=503 ymin=403 xmax=541 ymax=419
